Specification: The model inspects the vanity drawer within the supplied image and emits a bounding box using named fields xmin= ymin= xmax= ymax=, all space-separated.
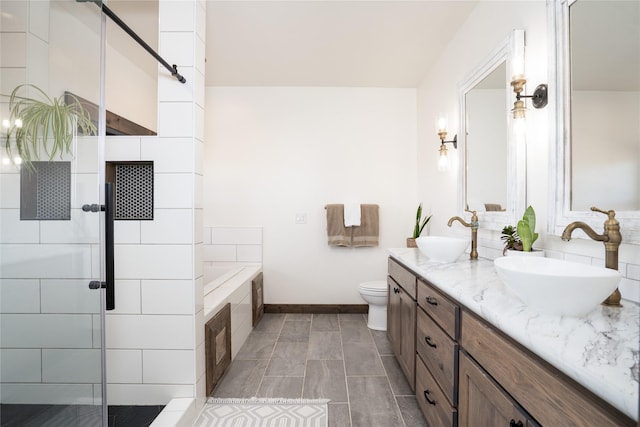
xmin=417 ymin=307 xmax=458 ymax=406
xmin=388 ymin=258 xmax=416 ymax=298
xmin=418 ymin=279 xmax=459 ymax=340
xmin=416 ymin=355 xmax=458 ymax=427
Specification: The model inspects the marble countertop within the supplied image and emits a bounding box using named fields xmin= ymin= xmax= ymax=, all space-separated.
xmin=388 ymin=248 xmax=639 ymax=421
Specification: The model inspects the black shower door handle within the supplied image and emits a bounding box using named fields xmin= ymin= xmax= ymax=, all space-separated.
xmin=104 ymin=182 xmax=115 ymax=310
xmin=82 ymin=183 xmax=115 ymax=310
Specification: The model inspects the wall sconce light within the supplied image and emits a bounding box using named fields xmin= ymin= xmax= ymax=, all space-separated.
xmin=510 ymin=76 xmax=548 ymax=119
xmin=437 ymin=128 xmax=457 ymax=172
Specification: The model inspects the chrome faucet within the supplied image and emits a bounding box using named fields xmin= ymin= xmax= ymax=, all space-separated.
xmin=561 ymin=206 xmax=622 ymax=306
xmin=448 ymin=209 xmax=478 ymax=260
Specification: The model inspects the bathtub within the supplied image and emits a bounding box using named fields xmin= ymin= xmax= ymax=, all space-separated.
xmin=204 ymin=264 xmax=249 ymax=294
xmin=203 ymin=262 xmax=262 ymax=359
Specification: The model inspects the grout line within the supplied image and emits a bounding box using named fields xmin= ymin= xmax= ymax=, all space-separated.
xmin=337 ymin=313 xmax=353 ymax=427
xmin=254 ymin=314 xmax=285 ymax=396
xmin=368 ymin=325 xmax=408 ymax=427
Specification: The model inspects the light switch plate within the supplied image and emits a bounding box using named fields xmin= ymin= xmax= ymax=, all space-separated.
xmin=295 ymin=213 xmax=307 ymax=224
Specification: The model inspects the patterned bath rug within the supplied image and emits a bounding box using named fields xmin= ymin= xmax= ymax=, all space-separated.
xmin=197 ymin=397 xmax=329 ymax=427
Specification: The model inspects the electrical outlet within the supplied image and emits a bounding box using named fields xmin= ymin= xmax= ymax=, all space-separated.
xmin=295 ymin=213 xmax=307 ymax=224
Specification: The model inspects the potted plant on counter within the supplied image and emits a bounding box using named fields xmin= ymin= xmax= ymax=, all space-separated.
xmin=407 ymin=203 xmax=432 ymax=248
xmin=501 ymin=205 xmax=544 ymax=256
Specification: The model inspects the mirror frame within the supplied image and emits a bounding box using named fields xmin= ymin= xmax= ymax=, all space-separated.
xmin=548 ymin=0 xmax=640 ymax=244
xmin=457 ymin=30 xmax=527 ymax=231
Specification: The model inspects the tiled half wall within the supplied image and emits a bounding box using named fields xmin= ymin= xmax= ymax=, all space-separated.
xmin=202 ymin=227 xmax=263 ymax=263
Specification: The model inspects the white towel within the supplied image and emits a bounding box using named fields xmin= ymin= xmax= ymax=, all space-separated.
xmin=344 ymin=203 xmax=361 ymax=227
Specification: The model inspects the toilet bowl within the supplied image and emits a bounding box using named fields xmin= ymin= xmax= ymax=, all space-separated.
xmin=358 ymin=280 xmax=388 ymax=331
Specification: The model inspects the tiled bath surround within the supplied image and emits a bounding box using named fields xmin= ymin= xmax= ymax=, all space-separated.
xmin=202 ymin=226 xmax=263 ymax=264
xmin=202 ymin=226 xmax=263 ymax=359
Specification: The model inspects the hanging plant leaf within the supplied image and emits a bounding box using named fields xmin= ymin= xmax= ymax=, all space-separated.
xmin=4 ymin=84 xmax=96 ymax=169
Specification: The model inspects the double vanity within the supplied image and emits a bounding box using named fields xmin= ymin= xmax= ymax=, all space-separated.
xmin=387 ymin=248 xmax=638 ymax=426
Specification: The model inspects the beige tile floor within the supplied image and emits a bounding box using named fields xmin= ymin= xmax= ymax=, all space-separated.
xmin=211 ymin=313 xmax=428 ymax=427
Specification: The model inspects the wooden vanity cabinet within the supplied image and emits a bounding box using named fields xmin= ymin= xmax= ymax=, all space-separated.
xmin=460 ymin=310 xmax=634 ymax=427
xmin=416 ymin=355 xmax=458 ymax=427
xmin=459 ymin=351 xmax=536 ymax=427
xmin=387 ymin=258 xmax=417 ymax=390
xmin=388 ymin=256 xmax=634 ymax=427
xmin=415 ymin=278 xmax=460 ymax=426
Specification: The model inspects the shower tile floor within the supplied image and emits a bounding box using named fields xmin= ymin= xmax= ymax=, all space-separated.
xmin=0 ymin=404 xmax=163 ymax=427
xmin=211 ymin=312 xmax=428 ymax=427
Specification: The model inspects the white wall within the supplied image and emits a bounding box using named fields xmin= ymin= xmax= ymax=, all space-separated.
xmin=417 ymin=1 xmax=639 ymax=302
xmin=204 ymin=87 xmax=418 ymax=304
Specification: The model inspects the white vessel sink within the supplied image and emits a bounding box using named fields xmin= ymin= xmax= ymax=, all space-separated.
xmin=415 ymin=236 xmax=469 ymax=263
xmin=493 ymin=256 xmax=621 ymax=317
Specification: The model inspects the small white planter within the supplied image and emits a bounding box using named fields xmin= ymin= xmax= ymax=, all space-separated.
xmin=505 ymin=249 xmax=546 ymax=257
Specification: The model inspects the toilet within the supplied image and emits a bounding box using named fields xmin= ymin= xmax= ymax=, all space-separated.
xmin=358 ymin=280 xmax=388 ymax=331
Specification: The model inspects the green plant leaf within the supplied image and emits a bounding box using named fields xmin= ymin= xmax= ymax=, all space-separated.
xmin=418 ymin=214 xmax=432 ymax=236
xmin=4 ymin=84 xmax=96 ymax=168
xmin=517 ymin=219 xmax=533 ymax=252
xmin=522 ymin=205 xmax=536 ymax=234
xmin=412 ymin=203 xmax=431 ymax=238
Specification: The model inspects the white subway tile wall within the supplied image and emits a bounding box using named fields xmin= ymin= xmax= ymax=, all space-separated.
xmin=106 ymin=350 xmax=143 ymax=384
xmin=103 ymin=0 xmax=208 ymax=407
xmin=41 ymin=349 xmax=101 ymax=383
xmin=141 ymin=280 xmax=194 ymax=315
xmin=0 ymin=279 xmax=40 ymax=313
xmin=158 ymin=103 xmax=194 ymax=138
xmin=142 ymin=350 xmax=196 ymax=384
xmin=0 ymin=349 xmax=41 ymax=383
xmin=0 ymin=3 xmax=102 ymax=407
xmin=0 ymin=0 xmax=28 ymax=32
xmin=110 ymin=280 xmax=142 ymax=315
xmin=158 ymin=68 xmax=195 ymax=103
xmin=203 ymin=227 xmax=263 ymax=263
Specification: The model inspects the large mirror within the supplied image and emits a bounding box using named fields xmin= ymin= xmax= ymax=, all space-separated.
xmin=458 ymin=30 xmax=526 ymax=231
xmin=549 ymin=0 xmax=640 ymax=243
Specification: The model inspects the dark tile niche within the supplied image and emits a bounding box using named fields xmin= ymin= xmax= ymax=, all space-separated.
xmin=106 ymin=161 xmax=153 ymax=220
xmin=20 ymin=161 xmax=71 ymax=220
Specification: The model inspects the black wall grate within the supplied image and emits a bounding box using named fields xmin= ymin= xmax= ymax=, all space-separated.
xmin=108 ymin=162 xmax=154 ymax=220
xmin=20 ymin=161 xmax=71 ymax=220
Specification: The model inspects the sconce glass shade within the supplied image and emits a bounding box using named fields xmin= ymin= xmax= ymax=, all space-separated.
xmin=438 ymin=144 xmax=449 ymax=171
xmin=512 ymin=99 xmax=526 ymax=119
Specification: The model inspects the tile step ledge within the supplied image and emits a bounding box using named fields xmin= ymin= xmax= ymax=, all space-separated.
xmin=149 ymin=398 xmax=197 ymax=427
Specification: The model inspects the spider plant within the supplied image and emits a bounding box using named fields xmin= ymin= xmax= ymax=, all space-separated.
xmin=3 ymin=84 xmax=96 ymax=168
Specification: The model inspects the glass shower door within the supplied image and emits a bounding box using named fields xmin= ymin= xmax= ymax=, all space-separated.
xmin=0 ymin=0 xmax=107 ymax=425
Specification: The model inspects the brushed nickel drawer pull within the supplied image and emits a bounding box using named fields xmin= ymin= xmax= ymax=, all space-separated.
xmin=426 ymin=296 xmax=438 ymax=306
xmin=423 ymin=390 xmax=436 ymax=405
xmin=425 ymin=336 xmax=437 ymax=348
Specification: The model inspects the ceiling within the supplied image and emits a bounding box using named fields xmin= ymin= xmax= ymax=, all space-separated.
xmin=205 ymin=1 xmax=478 ymax=87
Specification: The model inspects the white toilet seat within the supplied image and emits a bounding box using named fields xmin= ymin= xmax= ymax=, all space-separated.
xmin=359 ymin=280 xmax=387 ymax=293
